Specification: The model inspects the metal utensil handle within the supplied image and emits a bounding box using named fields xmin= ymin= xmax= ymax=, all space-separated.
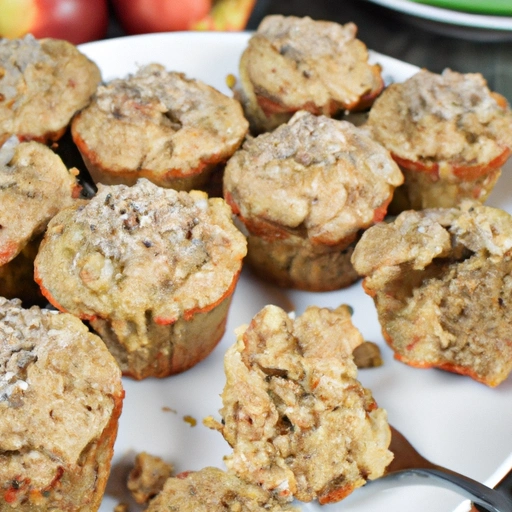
xmin=385 ymin=468 xmax=512 ymax=512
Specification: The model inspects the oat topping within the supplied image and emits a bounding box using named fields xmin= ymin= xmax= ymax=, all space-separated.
xmin=36 ymin=178 xmax=247 ymax=324
xmin=0 ymin=35 xmax=101 ymax=144
xmin=224 ymin=111 xmax=403 ymax=244
xmin=0 ymin=35 xmax=50 ymax=103
xmin=257 ymin=15 xmax=358 ymax=59
xmin=0 ymin=297 xmax=121 ymax=487
xmin=367 ymin=69 xmax=512 ymax=166
xmin=73 ymin=64 xmax=248 ymax=177
xmin=238 ymin=15 xmax=383 ymax=131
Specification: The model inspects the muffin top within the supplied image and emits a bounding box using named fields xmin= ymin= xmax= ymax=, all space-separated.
xmin=352 ymin=201 xmax=512 ymax=288
xmin=34 ymin=179 xmax=247 ymax=333
xmin=224 ymin=111 xmax=403 ymax=245
xmin=0 ymin=297 xmax=123 ymax=489
xmin=71 ymin=63 xmax=248 ymax=178
xmin=0 ymin=35 xmax=101 ymax=145
xmin=0 ymin=138 xmax=80 ymax=266
xmin=216 ymin=304 xmax=392 ymax=504
xmin=241 ymin=15 xmax=383 ymax=114
xmin=367 ymin=69 xmax=512 ymax=171
xmin=146 ymin=467 xmax=299 ymax=512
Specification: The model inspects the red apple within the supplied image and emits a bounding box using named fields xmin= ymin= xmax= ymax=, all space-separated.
xmin=111 ymin=0 xmax=212 ymax=34
xmin=111 ymin=0 xmax=257 ymax=34
xmin=0 ymin=0 xmax=109 ymax=45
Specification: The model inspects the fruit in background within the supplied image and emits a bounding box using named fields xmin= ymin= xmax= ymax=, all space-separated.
xmin=111 ymin=0 xmax=212 ymax=34
xmin=193 ymin=0 xmax=256 ymax=30
xmin=0 ymin=0 xmax=109 ymax=44
xmin=111 ymin=0 xmax=256 ymax=34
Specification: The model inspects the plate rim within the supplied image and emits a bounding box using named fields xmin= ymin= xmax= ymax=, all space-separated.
xmin=365 ymin=0 xmax=512 ymax=30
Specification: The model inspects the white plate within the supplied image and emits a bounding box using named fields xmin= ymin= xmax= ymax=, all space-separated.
xmin=77 ymin=32 xmax=512 ymax=512
xmin=365 ymin=0 xmax=512 ymax=40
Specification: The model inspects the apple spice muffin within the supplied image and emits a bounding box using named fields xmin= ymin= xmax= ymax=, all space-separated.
xmin=0 ymin=137 xmax=81 ymax=306
xmin=34 ymin=178 xmax=247 ymax=380
xmin=366 ymin=68 xmax=512 ymax=211
xmin=223 ymin=111 xmax=403 ymax=291
xmin=71 ymin=63 xmax=249 ymax=192
xmin=146 ymin=467 xmax=299 ymax=512
xmin=351 ymin=201 xmax=512 ymax=387
xmin=208 ymin=304 xmax=393 ymax=505
xmin=235 ymin=15 xmax=384 ymax=134
xmin=0 ymin=34 xmax=101 ymax=146
xmin=0 ymin=297 xmax=124 ymax=510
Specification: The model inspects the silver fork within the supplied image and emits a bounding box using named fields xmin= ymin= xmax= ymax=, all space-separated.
xmin=376 ymin=426 xmax=512 ymax=512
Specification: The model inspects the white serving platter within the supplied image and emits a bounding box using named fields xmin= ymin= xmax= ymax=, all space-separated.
xmin=76 ymin=31 xmax=512 ymax=512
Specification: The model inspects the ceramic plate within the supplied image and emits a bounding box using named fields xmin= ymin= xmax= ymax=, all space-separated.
xmin=410 ymin=0 xmax=512 ymax=15
xmin=365 ymin=0 xmax=512 ymax=40
xmin=77 ymin=32 xmax=512 ymax=512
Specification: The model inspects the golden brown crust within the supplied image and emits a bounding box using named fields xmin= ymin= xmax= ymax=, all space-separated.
xmin=367 ymin=68 xmax=512 ymax=209
xmin=0 ymin=297 xmax=124 ymax=510
xmin=236 ymin=15 xmax=383 ymax=133
xmin=216 ymin=305 xmax=392 ymax=504
xmin=223 ymin=111 xmax=402 ymax=290
xmin=0 ymin=35 xmax=101 ymax=145
xmin=71 ymin=64 xmax=248 ymax=191
xmin=0 ymin=138 xmax=81 ymax=305
xmin=352 ymin=201 xmax=512 ymax=387
xmin=34 ymin=179 xmax=247 ymax=379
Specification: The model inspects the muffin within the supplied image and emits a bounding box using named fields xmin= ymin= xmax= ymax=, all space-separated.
xmin=0 ymin=297 xmax=124 ymax=510
xmin=0 ymin=137 xmax=81 ymax=305
xmin=71 ymin=63 xmax=249 ymax=192
xmin=34 ymin=178 xmax=247 ymax=380
xmin=208 ymin=304 xmax=393 ymax=505
xmin=223 ymin=110 xmax=403 ymax=291
xmin=235 ymin=15 xmax=384 ymax=133
xmin=351 ymin=201 xmax=512 ymax=387
xmin=367 ymin=68 xmax=512 ymax=211
xmin=146 ymin=467 xmax=299 ymax=512
xmin=0 ymin=34 xmax=101 ymax=146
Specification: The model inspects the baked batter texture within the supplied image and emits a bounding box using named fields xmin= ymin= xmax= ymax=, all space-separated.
xmin=34 ymin=178 xmax=247 ymax=379
xmin=0 ymin=35 xmax=100 ymax=145
xmin=352 ymin=201 xmax=512 ymax=387
xmin=0 ymin=297 xmax=124 ymax=510
xmin=211 ymin=304 xmax=392 ymax=504
xmin=367 ymin=69 xmax=512 ymax=210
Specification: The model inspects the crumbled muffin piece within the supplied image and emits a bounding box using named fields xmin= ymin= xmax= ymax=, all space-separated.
xmin=127 ymin=452 xmax=174 ymax=504
xmin=34 ymin=178 xmax=247 ymax=379
xmin=0 ymin=35 xmax=101 ymax=145
xmin=367 ymin=69 xmax=512 ymax=210
xmin=0 ymin=297 xmax=124 ymax=509
xmin=352 ymin=201 xmax=512 ymax=387
xmin=146 ymin=467 xmax=299 ymax=512
xmin=214 ymin=304 xmax=393 ymax=504
xmin=72 ymin=63 xmax=248 ymax=191
xmin=236 ymin=15 xmax=383 ymax=133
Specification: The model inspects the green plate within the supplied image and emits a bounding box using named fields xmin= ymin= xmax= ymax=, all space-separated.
xmin=408 ymin=0 xmax=512 ymax=15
